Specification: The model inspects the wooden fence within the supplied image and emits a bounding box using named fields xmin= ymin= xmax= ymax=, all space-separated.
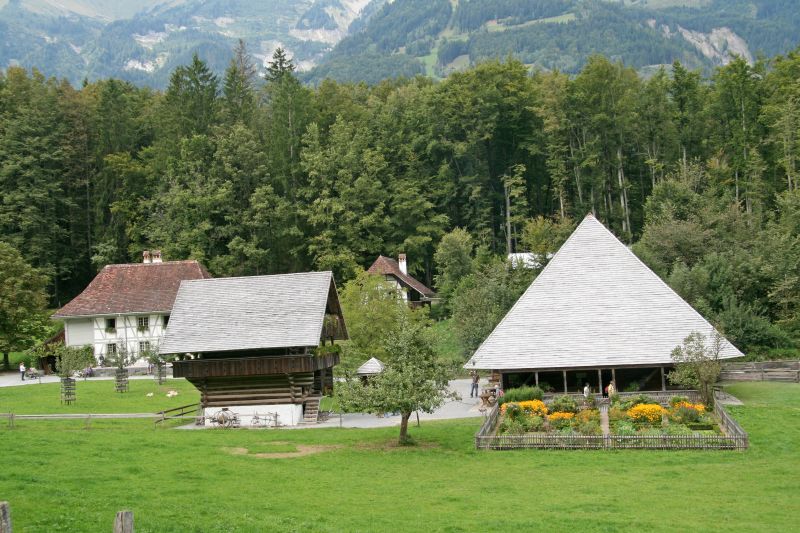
xmin=154 ymin=403 xmax=202 ymax=427
xmin=0 ymin=502 xmax=133 ymax=532
xmin=476 ymin=390 xmax=748 ymax=451
xmin=720 ymin=360 xmax=800 ymax=383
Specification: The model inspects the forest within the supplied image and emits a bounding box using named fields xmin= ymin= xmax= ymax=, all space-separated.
xmin=0 ymin=44 xmax=799 ymax=357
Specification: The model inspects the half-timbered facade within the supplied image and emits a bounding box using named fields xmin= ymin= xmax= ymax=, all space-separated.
xmin=466 ymin=214 xmax=743 ymax=394
xmin=52 ymin=252 xmax=211 ymax=365
xmin=160 ymin=271 xmax=347 ymax=426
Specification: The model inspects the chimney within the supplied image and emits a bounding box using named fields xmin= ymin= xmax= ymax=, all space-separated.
xmin=142 ymin=251 xmax=151 ymax=264
xmin=398 ymin=253 xmax=407 ymax=275
xmin=151 ymin=250 xmax=163 ymax=263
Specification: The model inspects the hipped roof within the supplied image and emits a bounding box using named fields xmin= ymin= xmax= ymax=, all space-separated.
xmin=53 ymin=261 xmax=211 ymax=317
xmin=466 ymin=214 xmax=743 ymax=370
xmin=159 ymin=271 xmax=346 ymax=355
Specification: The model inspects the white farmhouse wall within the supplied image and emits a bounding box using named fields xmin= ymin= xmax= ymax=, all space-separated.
xmin=64 ymin=318 xmax=93 ymax=346
xmin=75 ymin=314 xmax=170 ymax=366
xmin=203 ymin=404 xmax=304 ymax=427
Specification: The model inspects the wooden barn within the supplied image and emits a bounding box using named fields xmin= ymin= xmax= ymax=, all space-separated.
xmin=159 ymin=271 xmax=347 ymax=426
xmin=466 ymin=214 xmax=743 ymax=394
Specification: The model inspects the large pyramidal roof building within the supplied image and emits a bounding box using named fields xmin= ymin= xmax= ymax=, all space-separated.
xmin=466 ymin=214 xmax=742 ymax=393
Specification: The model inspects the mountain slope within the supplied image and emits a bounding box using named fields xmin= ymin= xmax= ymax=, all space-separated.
xmin=0 ymin=0 xmax=384 ymax=87
xmin=304 ymin=0 xmax=800 ymax=84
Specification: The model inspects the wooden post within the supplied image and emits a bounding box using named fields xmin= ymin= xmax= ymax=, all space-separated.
xmin=114 ymin=510 xmax=134 ymax=533
xmin=597 ymin=369 xmax=603 ymax=395
xmin=611 ymin=368 xmax=617 ymax=388
xmin=534 ymin=372 xmax=539 ymax=387
xmin=562 ymin=371 xmax=568 ymax=393
xmin=660 ymin=367 xmax=667 ymax=391
xmin=0 ymin=501 xmax=11 ymax=533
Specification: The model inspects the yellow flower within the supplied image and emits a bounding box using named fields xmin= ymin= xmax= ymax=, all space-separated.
xmin=548 ymin=411 xmax=575 ymax=421
xmin=627 ymin=403 xmax=665 ymax=424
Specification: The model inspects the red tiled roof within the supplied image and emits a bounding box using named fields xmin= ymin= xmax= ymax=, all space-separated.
xmin=367 ymin=256 xmax=435 ymax=298
xmin=53 ymin=261 xmax=211 ymax=317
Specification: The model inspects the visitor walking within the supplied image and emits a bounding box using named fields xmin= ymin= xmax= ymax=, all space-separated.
xmin=470 ymin=370 xmax=480 ymax=398
xmin=19 ymin=362 xmax=26 ymax=381
xmin=607 ymin=381 xmax=617 ymax=397
xmin=583 ymin=383 xmax=590 ymax=399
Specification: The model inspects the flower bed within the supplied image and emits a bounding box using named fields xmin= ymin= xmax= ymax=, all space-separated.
xmin=476 ymin=391 xmax=748 ymax=450
xmin=496 ymin=395 xmax=602 ymax=438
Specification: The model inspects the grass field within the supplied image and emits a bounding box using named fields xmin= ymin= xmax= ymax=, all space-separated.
xmin=0 ymin=382 xmax=798 ymax=532
xmin=0 ymin=378 xmax=199 ymax=414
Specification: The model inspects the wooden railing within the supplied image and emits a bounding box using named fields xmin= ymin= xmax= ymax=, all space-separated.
xmin=154 ymin=403 xmax=201 ymax=426
xmin=172 ymin=353 xmax=339 ymax=379
xmin=720 ymin=360 xmax=800 ymax=383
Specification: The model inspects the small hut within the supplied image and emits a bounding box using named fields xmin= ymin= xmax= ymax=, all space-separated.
xmin=356 ymin=357 xmax=385 ymax=382
xmin=160 ymin=271 xmax=347 ymax=426
xmin=466 ymin=214 xmax=743 ymax=394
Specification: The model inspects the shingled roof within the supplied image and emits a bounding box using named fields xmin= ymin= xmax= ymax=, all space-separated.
xmin=367 ymin=256 xmax=435 ymax=298
xmin=53 ymin=261 xmax=211 ymax=318
xmin=159 ymin=271 xmax=347 ymax=355
xmin=356 ymin=357 xmax=385 ymax=376
xmin=466 ymin=214 xmax=743 ymax=370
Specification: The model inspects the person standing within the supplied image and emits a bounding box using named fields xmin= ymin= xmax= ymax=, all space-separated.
xmin=19 ymin=362 xmax=26 ymax=381
xmin=583 ymin=383 xmax=590 ymax=399
xmin=470 ymin=370 xmax=480 ymax=398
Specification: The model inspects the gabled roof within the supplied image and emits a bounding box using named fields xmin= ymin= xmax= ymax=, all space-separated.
xmin=159 ymin=271 xmax=347 ymax=355
xmin=356 ymin=357 xmax=385 ymax=376
xmin=367 ymin=256 xmax=435 ymax=298
xmin=467 ymin=214 xmax=743 ymax=370
xmin=53 ymin=261 xmax=211 ymax=318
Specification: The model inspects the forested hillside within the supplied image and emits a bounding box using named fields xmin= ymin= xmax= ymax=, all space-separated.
xmin=306 ymin=0 xmax=800 ymax=84
xmin=1 ymin=46 xmax=799 ymax=355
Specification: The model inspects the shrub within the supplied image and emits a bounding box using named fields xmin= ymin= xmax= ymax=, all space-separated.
xmin=627 ymin=403 xmax=665 ymax=426
xmin=548 ymin=411 xmax=575 ymax=429
xmin=500 ymin=386 xmax=544 ymax=404
xmin=573 ymin=419 xmax=602 ymax=435
xmin=664 ymin=423 xmax=693 ymax=436
xmin=574 ymin=409 xmax=600 ymax=424
xmin=549 ymin=395 xmax=578 ymax=414
xmin=618 ymin=394 xmax=656 ymax=411
xmin=499 ymin=418 xmax=526 ymax=435
xmin=526 ymin=415 xmax=545 ymax=432
xmin=614 ymin=421 xmax=638 ymax=436
xmin=502 ymin=402 xmax=524 ymax=421
xmin=518 ymin=399 xmax=548 ymax=417
xmin=670 ymin=405 xmax=701 ymax=424
xmin=624 ymin=382 xmax=640 ymax=392
xmin=608 ymin=407 xmax=630 ymax=424
xmin=668 ymin=395 xmax=690 ymax=407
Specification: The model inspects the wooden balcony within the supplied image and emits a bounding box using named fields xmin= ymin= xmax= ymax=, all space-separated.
xmin=172 ymin=353 xmax=339 ymax=379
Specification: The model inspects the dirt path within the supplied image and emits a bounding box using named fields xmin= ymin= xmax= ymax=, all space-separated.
xmin=223 ymin=442 xmax=341 ymax=459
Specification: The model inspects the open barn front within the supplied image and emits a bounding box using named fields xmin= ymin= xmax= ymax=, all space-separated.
xmin=502 ymin=366 xmax=674 ymax=395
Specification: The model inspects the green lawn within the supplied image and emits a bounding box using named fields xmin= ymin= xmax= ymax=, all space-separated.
xmin=0 ymin=383 xmax=798 ymax=532
xmin=0 ymin=379 xmax=199 ymax=414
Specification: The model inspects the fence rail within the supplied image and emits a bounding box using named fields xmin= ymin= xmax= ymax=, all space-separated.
xmin=720 ymin=360 xmax=800 ymax=383
xmin=475 ymin=390 xmax=748 ymax=451
xmin=154 ymin=403 xmax=201 ymax=426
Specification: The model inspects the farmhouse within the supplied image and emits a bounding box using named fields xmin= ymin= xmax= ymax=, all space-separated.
xmin=159 ymin=271 xmax=347 ymax=426
xmin=367 ymin=254 xmax=436 ymax=306
xmin=466 ymin=214 xmax=743 ymax=393
xmin=52 ymin=251 xmax=211 ymax=365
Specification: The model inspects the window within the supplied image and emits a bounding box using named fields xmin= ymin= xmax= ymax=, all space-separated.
xmin=137 ymin=316 xmax=149 ymax=332
xmin=163 ymin=315 xmax=170 ymax=327
xmin=139 ymin=341 xmax=151 ymax=354
xmin=105 ymin=318 xmax=116 ymax=333
xmin=107 ymin=343 xmax=117 ymax=355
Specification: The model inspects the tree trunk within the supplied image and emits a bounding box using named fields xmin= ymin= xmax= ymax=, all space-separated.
xmin=504 ymin=182 xmax=512 ymax=255
xmin=399 ymin=411 xmax=411 ymax=445
xmin=2 ymin=352 xmax=9 ymax=371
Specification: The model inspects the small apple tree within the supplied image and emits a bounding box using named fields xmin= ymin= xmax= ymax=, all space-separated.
xmin=669 ymin=331 xmax=724 ymax=406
